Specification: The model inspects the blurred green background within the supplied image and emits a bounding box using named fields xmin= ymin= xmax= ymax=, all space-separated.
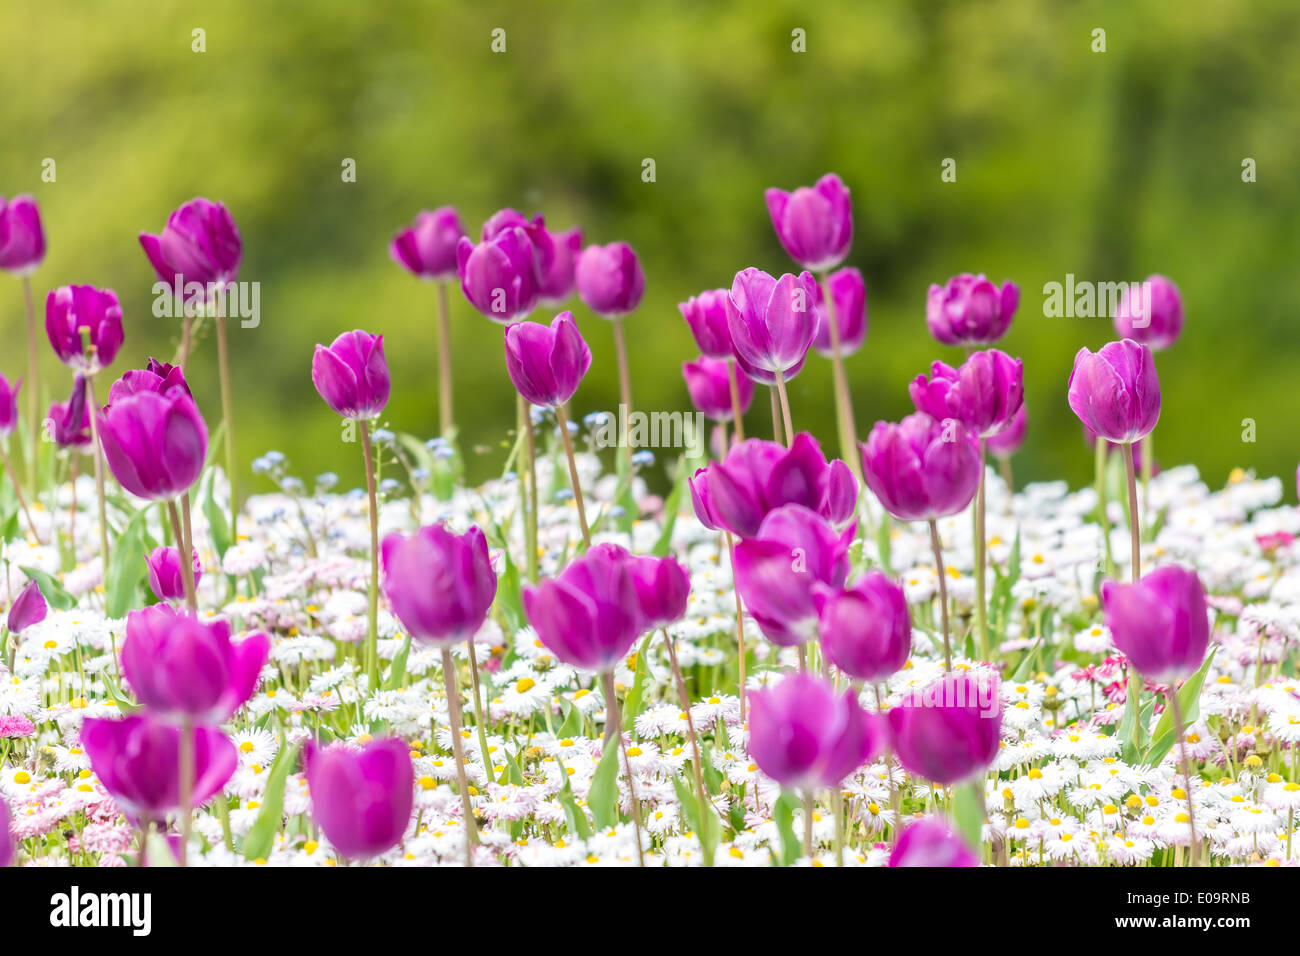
xmin=4 ymin=0 xmax=1299 ymax=499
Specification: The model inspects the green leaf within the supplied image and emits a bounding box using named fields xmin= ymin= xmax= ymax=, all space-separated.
xmin=1143 ymin=649 xmax=1217 ymax=767
xmin=587 ymin=735 xmax=621 ymax=830
xmin=622 ymin=633 xmax=654 ymax=722
xmin=494 ymin=549 xmax=524 ymax=633
xmin=383 ymin=636 xmax=411 ymax=691
xmin=953 ymin=780 xmax=985 ymax=852
xmin=1011 ymin=637 xmax=1043 ymax=681
xmin=875 ymin=514 xmax=893 ymax=575
xmin=671 ymin=775 xmax=718 ymax=866
xmin=772 ymin=790 xmax=801 ymax=866
xmin=201 ymin=467 xmax=232 ymax=559
xmin=105 ymin=506 xmax=150 ymax=618
xmin=651 ymin=454 xmax=687 ymax=556
xmin=558 ymin=773 xmax=591 ymax=841
xmin=557 ymin=698 xmax=585 ymax=738
xmin=1117 ymin=675 xmax=1145 ymax=763
xmin=19 ymin=567 xmax=75 ymax=610
xmin=244 ymin=739 xmax=303 ymax=861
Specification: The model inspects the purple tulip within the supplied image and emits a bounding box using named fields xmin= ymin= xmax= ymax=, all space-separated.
xmin=522 ymin=543 xmax=645 ymax=672
xmin=926 ymin=273 xmax=1019 ymax=346
xmin=860 ymin=413 xmax=982 ymax=522
xmin=311 ymin=329 xmax=391 ymax=420
xmin=503 ymin=311 xmax=591 ymax=407
xmin=108 ymin=357 xmax=191 ymax=406
xmin=456 ymin=227 xmax=538 ymax=323
xmin=1101 ymin=565 xmax=1210 ymax=682
xmin=98 ymin=388 xmax=208 ymax=501
xmin=909 ymin=349 xmax=1024 ymax=439
xmin=1067 ymin=339 xmax=1161 ymax=444
xmin=146 ymin=546 xmax=204 ymax=603
xmin=691 ymin=432 xmax=856 ymax=539
xmin=47 ymin=375 xmax=91 ymax=449
xmin=747 ymin=673 xmax=882 ymax=789
xmin=888 ymin=670 xmax=1003 ymax=785
xmin=121 ymin=604 xmax=269 ymax=722
xmin=814 ymin=571 xmax=911 ymax=682
xmin=139 ymin=197 xmax=242 ymax=293
xmin=305 ymin=738 xmax=414 ymax=860
xmin=888 ymin=817 xmax=979 ymax=867
xmin=389 ymin=207 xmax=466 ymax=280
xmin=45 ymin=285 xmax=124 ymax=372
xmin=483 ymin=210 xmax=583 ymax=305
xmin=682 ymin=356 xmax=754 ymax=423
xmin=575 ymin=241 xmax=644 ymax=318
xmin=725 ymin=268 xmax=817 ymax=380
xmin=732 ymin=346 xmax=808 ymax=387
xmin=985 ymin=402 xmax=1027 ymax=460
xmin=764 ymin=173 xmax=854 ymax=272
xmin=0 ymin=375 xmax=20 ymax=440
xmin=0 ymin=195 xmax=46 ymax=275
xmin=380 ymin=523 xmax=497 ymax=644
xmin=811 ymin=267 xmax=867 ymax=357
xmin=81 ymin=715 xmax=237 ymax=823
xmin=1114 ymin=274 xmax=1183 ymax=351
xmin=7 ymin=579 xmax=47 ymax=634
xmin=679 ymin=289 xmax=734 ymax=360
xmin=627 ymin=554 xmax=691 ymax=629
xmin=0 ymin=796 xmax=11 ymax=867
xmin=733 ymin=505 xmax=853 ymax=646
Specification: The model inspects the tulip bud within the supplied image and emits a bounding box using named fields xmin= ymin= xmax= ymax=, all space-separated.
xmin=764 ymin=173 xmax=853 ymax=272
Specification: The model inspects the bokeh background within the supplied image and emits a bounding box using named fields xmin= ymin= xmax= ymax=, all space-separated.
xmin=4 ymin=0 xmax=1299 ymax=498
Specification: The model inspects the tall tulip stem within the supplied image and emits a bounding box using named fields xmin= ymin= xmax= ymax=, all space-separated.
xmin=1167 ymin=687 xmax=1199 ymax=865
xmin=84 ymin=375 xmax=112 ymax=593
xmin=773 ymin=368 xmax=795 ymax=448
xmin=178 ymin=719 xmax=193 ymax=867
xmin=1141 ymin=430 xmax=1154 ymax=537
xmin=439 ymin=646 xmax=479 ymax=865
xmin=463 ymin=639 xmax=495 ymax=776
xmin=167 ymin=499 xmax=197 ymax=612
xmin=818 ymin=273 xmax=862 ymax=485
xmin=601 ymin=669 xmax=645 ymax=866
xmin=22 ymin=275 xmax=38 ymax=492
xmin=928 ymin=519 xmax=952 ymax=670
xmin=360 ymin=421 xmax=380 ymax=691
xmin=1094 ymin=438 xmax=1113 ymax=574
xmin=215 ymin=314 xmax=239 ymax=548
xmin=769 ymin=387 xmax=783 ymax=445
xmin=435 ymin=280 xmax=455 ymax=436
xmin=1123 ymin=441 xmax=1141 ymax=581
xmin=974 ymin=441 xmax=989 ymax=660
xmin=522 ymin=398 xmax=539 ymax=580
xmin=555 ymin=403 xmax=590 ymax=549
xmin=726 ymin=361 xmax=745 ymax=443
xmin=725 ymin=532 xmax=747 ymax=720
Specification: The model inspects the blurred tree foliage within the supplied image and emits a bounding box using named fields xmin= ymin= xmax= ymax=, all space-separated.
xmin=3 ymin=0 xmax=1298 ymax=497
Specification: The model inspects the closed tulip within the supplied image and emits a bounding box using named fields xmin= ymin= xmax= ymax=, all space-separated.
xmin=725 ymin=268 xmax=817 ymax=380
xmin=575 ymin=241 xmax=644 ymax=317
xmin=45 ymin=285 xmax=124 ymax=372
xmin=926 ymin=273 xmax=1019 ymax=346
xmin=0 ymin=375 xmax=19 ymax=439
xmin=139 ymin=197 xmax=242 ymax=291
xmin=860 ymin=413 xmax=982 ymax=522
xmin=380 ymin=523 xmax=497 ymax=644
xmin=888 ymin=670 xmax=1003 ymax=785
xmin=503 ymin=311 xmax=591 ymax=407
xmin=389 ymin=207 xmax=465 ymax=280
xmin=311 ymin=329 xmax=390 ymax=420
xmin=522 ymin=543 xmax=645 ymax=672
xmin=1114 ymin=274 xmax=1182 ymax=351
xmin=1067 ymin=339 xmax=1160 ymax=444
xmin=733 ymin=504 xmax=853 ymax=646
xmin=747 ymin=672 xmax=882 ymax=789
xmin=146 ymin=546 xmax=204 ymax=603
xmin=0 ymin=195 xmax=46 ymax=275
xmin=764 ymin=173 xmax=853 ymax=272
xmin=1101 ymin=564 xmax=1210 ymax=682
xmin=679 ymin=289 xmax=733 ymax=360
xmin=815 ymin=571 xmax=911 ymax=682
xmin=627 ymin=553 xmax=691 ymax=629
xmin=811 ymin=266 xmax=867 ymax=357
xmin=7 ymin=579 xmax=47 ymax=634
xmin=482 ymin=210 xmax=582 ymax=305
xmin=81 ymin=715 xmax=237 ymax=823
xmin=682 ymin=356 xmax=753 ymax=423
xmin=304 ymin=738 xmax=415 ymax=860
xmin=456 ymin=226 xmax=538 ymax=322
xmin=46 ymin=375 xmax=91 ymax=449
xmin=120 ymin=604 xmax=269 ymax=722
xmin=108 ymin=357 xmax=191 ymax=405
xmin=889 ymin=817 xmax=979 ymax=867
xmin=98 ymin=388 xmax=208 ymax=501
xmin=910 ymin=349 xmax=1024 ymax=438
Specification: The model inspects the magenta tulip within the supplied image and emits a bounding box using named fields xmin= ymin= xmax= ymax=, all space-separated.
xmin=575 ymin=241 xmax=644 ymax=318
xmin=1114 ymin=274 xmax=1183 ymax=351
xmin=1101 ymin=565 xmax=1210 ymax=682
xmin=503 ymin=311 xmax=591 ymax=407
xmin=889 ymin=817 xmax=979 ymax=867
xmin=0 ymin=195 xmax=46 ymax=275
xmin=456 ymin=226 xmax=538 ymax=323
xmin=926 ymin=273 xmax=1019 ymax=346
xmin=81 ymin=715 xmax=237 ymax=823
xmin=679 ymin=289 xmax=733 ymax=360
xmin=811 ymin=267 xmax=867 ymax=357
xmin=98 ymin=388 xmax=208 ymax=501
xmin=46 ymin=375 xmax=91 ymax=449
xmin=0 ymin=375 xmax=19 ymax=439
xmin=888 ymin=671 xmax=1003 ymax=784
xmin=120 ymin=604 xmax=269 ymax=722
xmin=1067 ymin=339 xmax=1160 ymax=444
xmin=108 ymin=357 xmax=191 ymax=405
xmin=747 ymin=672 xmax=882 ymax=789
xmin=522 ymin=543 xmax=644 ymax=672
xmin=764 ymin=173 xmax=853 ymax=272
xmin=311 ymin=329 xmax=390 ymax=420
xmin=0 ymin=796 xmax=11 ymax=867
xmin=483 ymin=210 xmax=582 ymax=305
xmin=725 ymin=268 xmax=817 ymax=380
xmin=682 ymin=356 xmax=753 ymax=423
xmin=860 ymin=413 xmax=982 ymax=522
xmin=389 ymin=207 xmax=466 ymax=280
xmin=45 ymin=285 xmax=124 ymax=372
xmin=305 ymin=738 xmax=414 ymax=860
xmin=910 ymin=349 xmax=1024 ymax=439
xmin=146 ymin=546 xmax=204 ymax=603
xmin=7 ymin=579 xmax=47 ymax=634
xmin=139 ymin=197 xmax=242 ymax=292
xmin=815 ymin=571 xmax=911 ymax=682
xmin=627 ymin=553 xmax=691 ymax=629
xmin=380 ymin=523 xmax=497 ymax=644
xmin=986 ymin=402 xmax=1027 ymax=460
